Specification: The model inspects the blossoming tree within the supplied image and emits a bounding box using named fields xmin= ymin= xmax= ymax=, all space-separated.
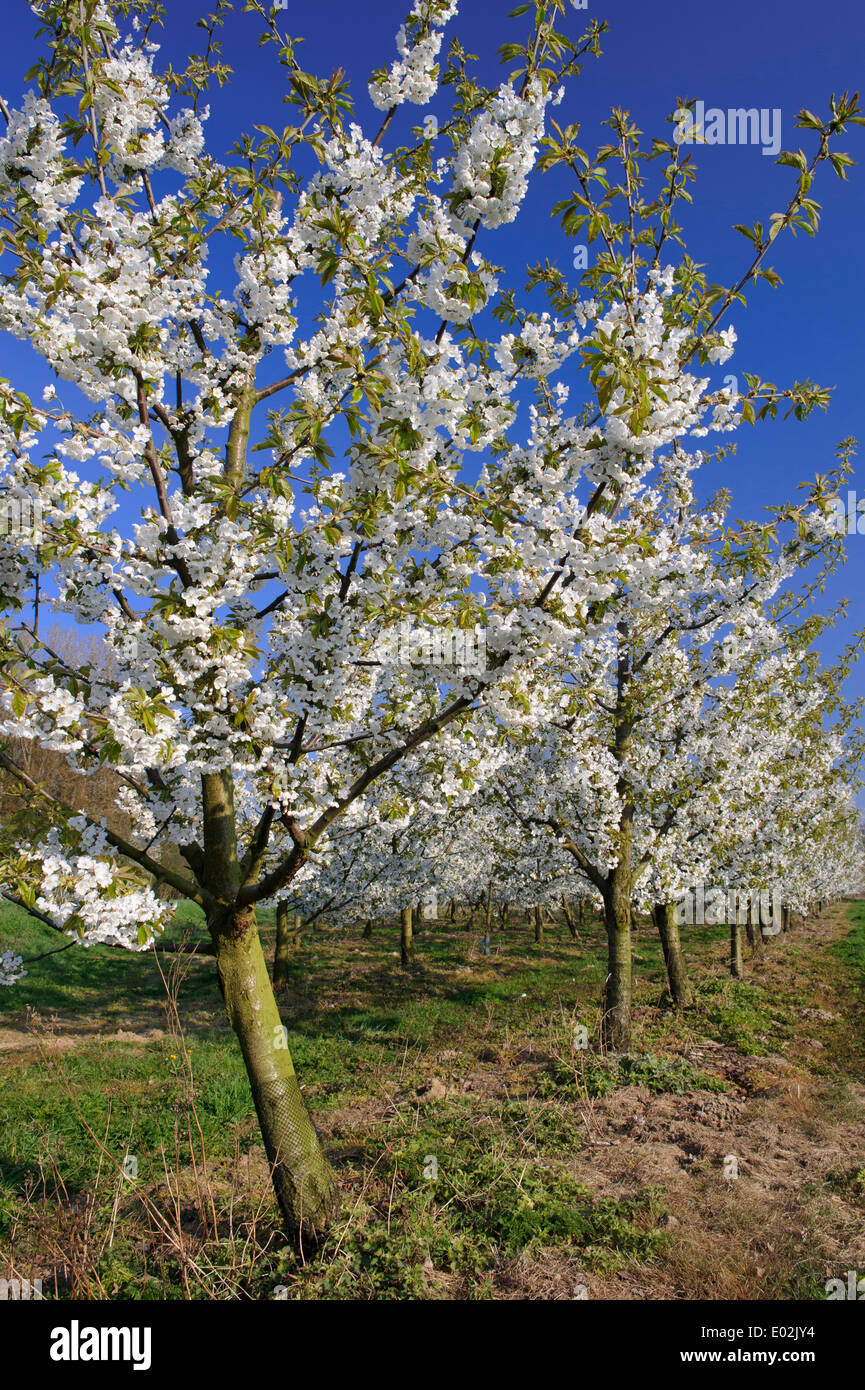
xmin=0 ymin=0 xmax=617 ymax=1238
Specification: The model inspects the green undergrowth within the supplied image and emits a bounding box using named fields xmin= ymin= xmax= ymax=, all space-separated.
xmin=536 ymin=1050 xmax=730 ymax=1099
xmin=276 ymin=1100 xmax=668 ymax=1298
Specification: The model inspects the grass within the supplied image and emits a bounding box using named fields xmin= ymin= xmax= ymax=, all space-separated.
xmin=274 ymin=1099 xmax=669 ymax=1300
xmin=1 ymin=899 xmax=863 ymax=1299
xmin=537 ymin=1051 xmax=730 ymax=1099
xmin=830 ymin=903 xmax=865 ymax=983
xmin=0 ymin=898 xmax=213 ymax=1016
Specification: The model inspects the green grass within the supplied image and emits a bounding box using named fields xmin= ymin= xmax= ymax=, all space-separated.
xmin=274 ymin=1100 xmax=669 ymax=1299
xmin=0 ymin=898 xmax=213 ymax=1016
xmin=537 ymin=1051 xmax=730 ymax=1099
xmin=688 ymin=976 xmax=794 ymax=1055
xmin=1 ymin=899 xmax=863 ymax=1299
xmin=830 ymin=905 xmax=865 ymax=983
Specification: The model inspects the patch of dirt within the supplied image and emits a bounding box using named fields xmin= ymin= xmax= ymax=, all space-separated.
xmin=552 ymin=909 xmax=865 ymax=1296
xmin=0 ymin=1021 xmax=168 ymax=1054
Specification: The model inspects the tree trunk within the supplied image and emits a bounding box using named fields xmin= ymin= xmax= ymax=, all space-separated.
xmin=653 ymin=901 xmax=692 ymax=1008
xmin=211 ymin=907 xmax=336 ymax=1241
xmin=400 ymin=905 xmax=413 ymax=968
xmin=362 ymin=918 xmax=372 ymax=938
xmin=561 ymin=894 xmax=578 ymax=940
xmin=602 ymin=870 xmax=632 ymax=1052
xmin=602 ymin=619 xmax=635 ymax=1053
xmin=477 ymin=881 xmax=494 ymax=955
xmin=533 ymin=904 xmax=544 ymax=944
xmin=273 ymin=900 xmax=297 ymax=990
xmin=578 ymin=897 xmax=585 ymax=932
xmin=730 ymin=918 xmax=743 ymax=978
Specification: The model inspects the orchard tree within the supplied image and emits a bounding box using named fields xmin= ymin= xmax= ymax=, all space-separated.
xmin=0 ymin=0 xmax=619 ymax=1240
xmin=492 ymin=483 xmax=854 ymax=1045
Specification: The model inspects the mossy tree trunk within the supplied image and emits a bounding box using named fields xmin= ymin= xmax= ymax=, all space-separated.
xmin=602 ymin=864 xmax=632 ymax=1052
xmin=602 ymin=622 xmax=635 ymax=1053
xmin=730 ymin=918 xmax=743 ymax=978
xmin=480 ymin=880 xmax=494 ymax=953
xmin=748 ymin=902 xmax=763 ymax=950
xmin=211 ymin=906 xmax=336 ymax=1242
xmin=400 ymin=905 xmax=413 ymax=968
xmin=273 ymin=901 xmax=300 ymax=990
xmin=533 ymin=903 xmax=544 ymax=944
xmin=200 ymin=769 xmax=336 ymax=1242
xmin=653 ymin=901 xmax=692 ymax=1008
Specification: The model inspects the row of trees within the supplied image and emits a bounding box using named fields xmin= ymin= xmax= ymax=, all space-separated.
xmin=280 ymin=600 xmax=865 ymax=1039
xmin=0 ymin=0 xmax=862 ymax=1240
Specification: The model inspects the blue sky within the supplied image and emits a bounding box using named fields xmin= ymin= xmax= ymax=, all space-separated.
xmin=1 ymin=0 xmax=863 ymax=771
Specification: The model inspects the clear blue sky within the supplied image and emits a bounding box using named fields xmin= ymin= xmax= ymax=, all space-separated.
xmin=1 ymin=0 xmax=863 ymax=774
